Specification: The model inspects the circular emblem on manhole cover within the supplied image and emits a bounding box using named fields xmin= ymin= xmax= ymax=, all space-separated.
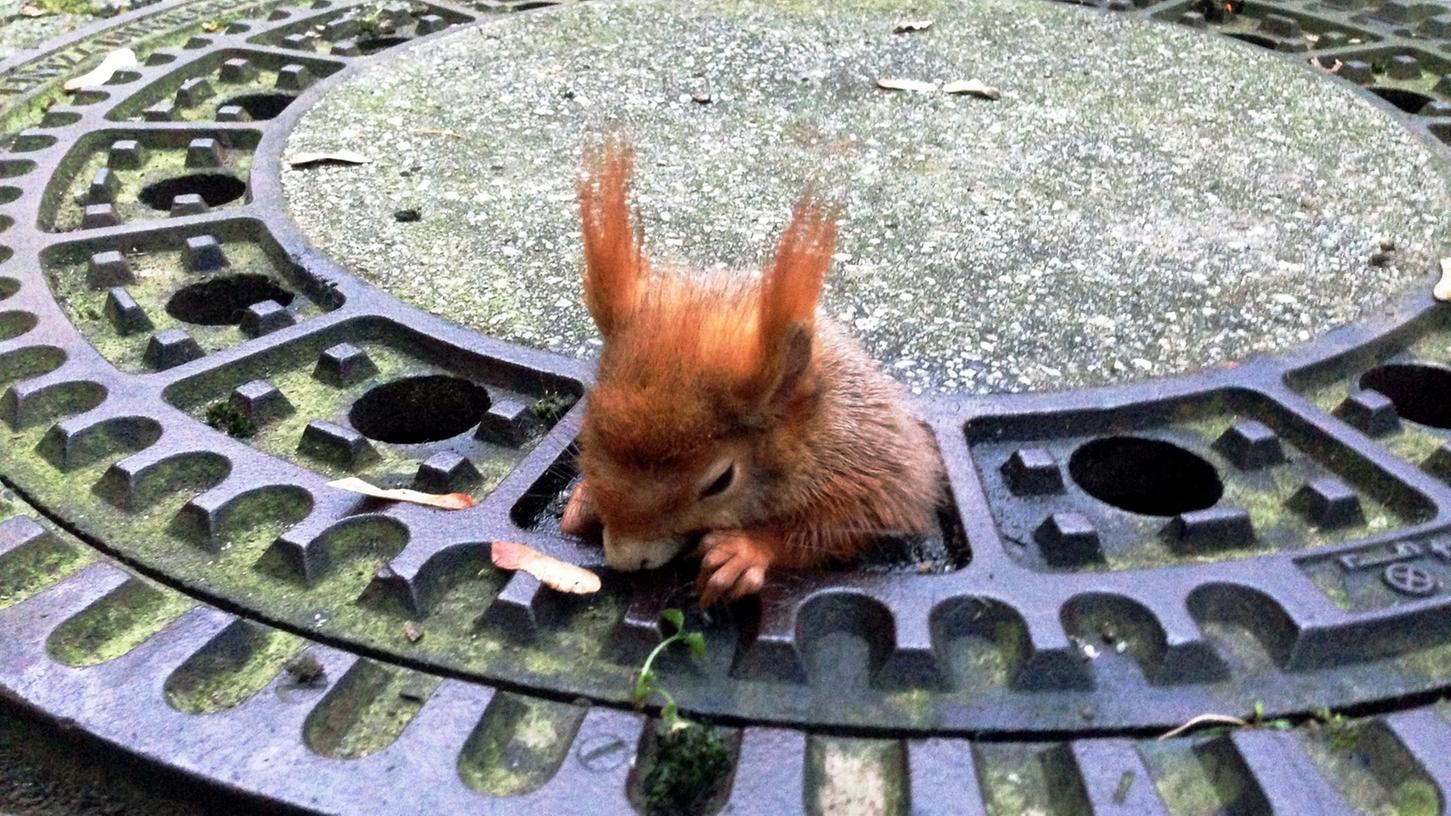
xmin=1382 ymin=563 xmax=1440 ymax=597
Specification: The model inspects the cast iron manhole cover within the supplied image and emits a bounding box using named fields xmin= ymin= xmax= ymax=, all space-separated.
xmin=4 ymin=0 xmax=1451 ymax=812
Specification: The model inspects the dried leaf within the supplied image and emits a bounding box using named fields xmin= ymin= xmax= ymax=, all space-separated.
xmin=893 ymin=19 xmax=933 ymax=33
xmin=876 ymin=77 xmax=938 ymax=93
xmin=63 ymin=48 xmax=139 ymax=92
xmin=491 ymin=540 xmax=602 ymax=595
xmin=1158 ymin=713 xmax=1248 ymax=741
xmin=1436 ymin=258 xmax=1451 ymax=303
xmin=327 ymin=477 xmax=474 ymax=510
xmin=402 ymin=621 xmax=423 ymax=642
xmin=19 ymin=4 xmax=44 ymax=17
xmin=286 ymin=150 xmax=371 ymax=168
xmin=942 ymin=79 xmax=1002 ymax=100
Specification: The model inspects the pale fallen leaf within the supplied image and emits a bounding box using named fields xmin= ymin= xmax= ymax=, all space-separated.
xmin=491 ymin=540 xmax=602 ymax=595
xmin=1436 ymin=257 xmax=1451 ymax=303
xmin=1158 ymin=713 xmax=1248 ymax=741
xmin=286 ymin=149 xmax=371 ymax=168
xmin=63 ymin=48 xmax=139 ymax=92
xmin=877 ymin=77 xmax=938 ymax=93
xmin=19 ymin=4 xmax=44 ymax=17
xmin=402 ymin=621 xmax=423 ymax=642
xmin=893 ymin=19 xmax=933 ymax=33
xmin=942 ymin=79 xmax=1002 ymax=100
xmin=327 ymin=477 xmax=474 ymax=510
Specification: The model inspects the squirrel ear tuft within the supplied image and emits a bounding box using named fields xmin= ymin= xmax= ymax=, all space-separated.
xmin=578 ymin=137 xmax=644 ymax=338
xmin=748 ymin=193 xmax=837 ymax=401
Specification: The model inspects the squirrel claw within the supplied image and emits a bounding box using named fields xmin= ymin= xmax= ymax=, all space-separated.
xmin=560 ymin=480 xmax=599 ymax=536
xmin=696 ymin=530 xmax=774 ymax=607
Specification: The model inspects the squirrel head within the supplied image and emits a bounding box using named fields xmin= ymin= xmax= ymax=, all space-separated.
xmin=575 ymin=138 xmax=838 ymax=571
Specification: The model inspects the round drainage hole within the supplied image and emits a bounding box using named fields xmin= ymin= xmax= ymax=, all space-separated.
xmin=166 ymin=275 xmax=295 ymax=325
xmin=1068 ymin=436 xmax=1223 ymax=516
xmin=358 ymin=35 xmax=410 ymax=55
xmin=1367 ymin=87 xmax=1437 ymax=115
xmin=1360 ymin=364 xmax=1451 ymax=429
xmin=349 ymin=375 xmax=491 ymax=444
xmin=218 ymin=92 xmax=295 ymax=120
xmin=138 ymin=173 xmax=246 ymax=210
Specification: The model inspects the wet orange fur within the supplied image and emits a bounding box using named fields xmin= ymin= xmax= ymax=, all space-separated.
xmin=575 ymin=138 xmax=944 ymax=585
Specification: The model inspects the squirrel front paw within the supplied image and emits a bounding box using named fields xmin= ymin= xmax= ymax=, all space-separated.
xmin=696 ymin=530 xmax=778 ymax=607
xmin=560 ymin=479 xmax=599 ymax=536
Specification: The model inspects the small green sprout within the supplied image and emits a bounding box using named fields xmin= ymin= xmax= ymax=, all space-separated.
xmin=632 ymin=608 xmax=706 ymax=726
xmin=1248 ymin=699 xmax=1292 ymax=731
xmin=1312 ymin=706 xmax=1359 ymax=752
xmin=630 ymin=610 xmax=733 ymax=816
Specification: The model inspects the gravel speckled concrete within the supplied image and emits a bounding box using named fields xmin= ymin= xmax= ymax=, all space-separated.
xmin=283 ymin=0 xmax=1451 ymax=394
xmin=0 ymin=5 xmax=92 ymax=62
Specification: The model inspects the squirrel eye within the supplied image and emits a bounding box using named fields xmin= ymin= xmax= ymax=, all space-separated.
xmin=699 ymin=462 xmax=736 ymax=499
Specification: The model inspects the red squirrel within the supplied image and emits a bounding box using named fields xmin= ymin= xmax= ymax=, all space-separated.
xmin=561 ymin=139 xmax=944 ymax=607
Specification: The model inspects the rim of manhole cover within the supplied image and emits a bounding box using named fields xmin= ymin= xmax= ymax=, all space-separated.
xmin=4 ymin=0 xmax=1451 ymax=812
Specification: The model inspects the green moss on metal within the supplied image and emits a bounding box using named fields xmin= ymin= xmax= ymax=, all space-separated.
xmin=205 ymin=400 xmax=257 ymax=438
xmin=45 ymin=144 xmax=254 ymax=232
xmin=640 ymin=722 xmax=734 ymax=816
xmin=45 ymin=237 xmax=321 ymax=374
xmin=1392 ymin=780 xmax=1439 ymax=816
xmin=46 ymin=578 xmax=194 ymax=667
xmin=457 ymin=692 xmax=587 ymax=796
xmin=0 ymin=518 xmax=92 ymax=609
xmin=1138 ymin=740 xmax=1232 ymax=816
xmin=1295 ymin=725 xmax=1421 ymax=816
xmin=304 ymin=661 xmax=442 ymax=759
xmin=972 ymin=743 xmax=1056 ymax=816
xmin=164 ymin=622 xmax=305 ymax=714
xmin=109 ymin=62 xmax=295 ymax=123
xmin=1090 ymin=410 xmax=1414 ymax=572
xmin=1305 ymin=565 xmax=1354 ymax=611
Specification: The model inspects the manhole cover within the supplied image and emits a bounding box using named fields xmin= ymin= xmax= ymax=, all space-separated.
xmin=3 ymin=0 xmax=1451 ymax=812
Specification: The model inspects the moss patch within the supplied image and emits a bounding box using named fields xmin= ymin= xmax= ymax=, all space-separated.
xmin=46 ymin=579 xmax=194 ymax=667
xmin=641 ymin=722 xmax=734 ymax=816
xmin=0 ymin=524 xmax=92 ymax=610
xmin=458 ymin=693 xmax=587 ymax=796
xmin=164 ymin=622 xmax=305 ymax=714
xmin=304 ymin=661 xmax=441 ymax=759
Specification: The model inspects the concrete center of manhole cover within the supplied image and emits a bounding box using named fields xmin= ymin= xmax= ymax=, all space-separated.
xmin=282 ymin=0 xmax=1451 ymax=394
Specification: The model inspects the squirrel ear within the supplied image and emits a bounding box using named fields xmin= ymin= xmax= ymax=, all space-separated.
xmin=747 ymin=194 xmax=836 ymax=401
xmin=578 ymin=138 xmax=643 ymax=338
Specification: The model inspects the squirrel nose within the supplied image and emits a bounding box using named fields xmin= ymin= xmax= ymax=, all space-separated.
xmin=602 ymin=528 xmax=686 ymax=571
